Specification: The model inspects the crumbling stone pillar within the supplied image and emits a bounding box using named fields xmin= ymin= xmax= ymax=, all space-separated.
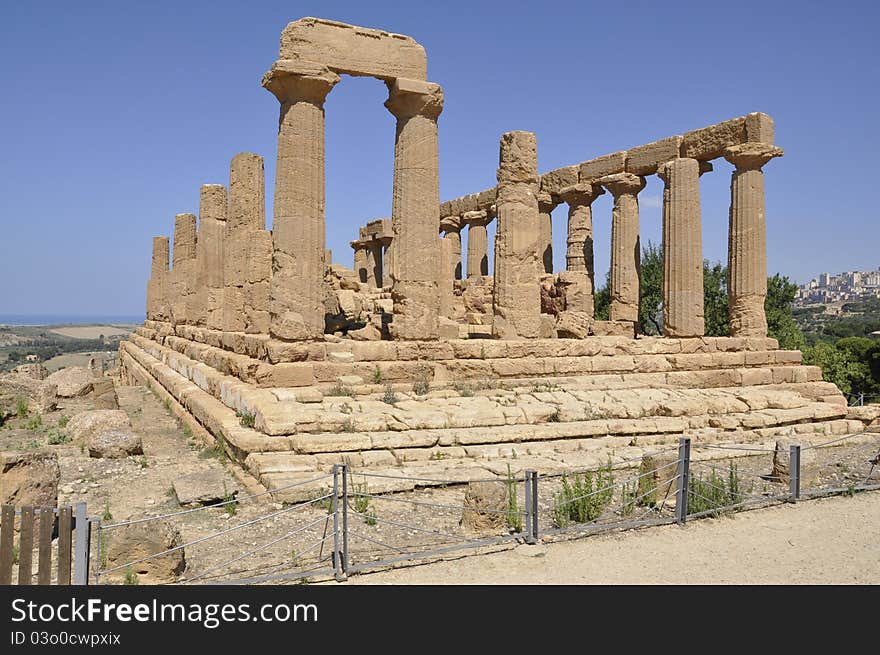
xmin=170 ymin=213 xmax=197 ymax=325
xmin=380 ymin=236 xmax=393 ymax=287
xmin=365 ymin=240 xmax=383 ymax=288
xmin=439 ymin=237 xmax=455 ymax=318
xmin=464 ymin=210 xmax=490 ymax=279
xmin=385 ymin=78 xmax=444 ymax=340
xmin=263 ymin=62 xmax=339 ymax=340
xmin=658 ymin=158 xmax=704 ymax=337
xmin=440 ymin=215 xmax=463 ymax=281
xmin=558 ymin=183 xmax=604 ymax=316
xmin=194 ymin=184 xmax=227 ymax=328
xmin=493 ymin=131 xmax=543 ymax=339
xmin=351 ymin=242 xmax=368 ymax=284
xmin=600 ymin=173 xmax=646 ymax=324
xmin=723 ymin=143 xmax=783 ymax=337
xmin=223 ymin=153 xmax=266 ymax=333
xmin=537 ymin=192 xmax=555 ymax=274
xmin=147 ymin=236 xmax=169 ymax=320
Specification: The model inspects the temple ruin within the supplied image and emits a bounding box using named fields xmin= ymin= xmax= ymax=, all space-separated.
xmin=121 ymin=18 xmax=856 ymax=500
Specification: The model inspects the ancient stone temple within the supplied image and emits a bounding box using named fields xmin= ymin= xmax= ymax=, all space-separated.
xmin=122 ymin=18 xmax=854 ymax=500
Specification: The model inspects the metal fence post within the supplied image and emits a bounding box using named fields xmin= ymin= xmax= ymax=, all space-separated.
xmin=789 ymin=444 xmax=801 ymax=501
xmin=340 ymin=463 xmax=349 ymax=578
xmin=73 ymin=502 xmax=90 ymax=586
xmin=524 ymin=470 xmax=538 ymax=544
xmin=331 ymin=465 xmax=344 ymax=581
xmin=675 ymin=438 xmax=691 ymax=525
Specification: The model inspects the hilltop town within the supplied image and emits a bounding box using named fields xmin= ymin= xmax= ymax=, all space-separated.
xmin=796 ymin=267 xmax=880 ymax=306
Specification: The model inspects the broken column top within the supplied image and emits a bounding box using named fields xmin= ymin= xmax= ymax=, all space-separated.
xmin=276 ymin=17 xmax=427 ymax=81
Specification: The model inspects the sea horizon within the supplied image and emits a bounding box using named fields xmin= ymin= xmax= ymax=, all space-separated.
xmin=0 ymin=314 xmax=144 ymax=326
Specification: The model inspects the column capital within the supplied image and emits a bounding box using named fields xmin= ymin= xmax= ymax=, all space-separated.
xmin=597 ymin=172 xmax=646 ymax=198
xmin=537 ymin=191 xmax=556 ymax=213
xmin=462 ymin=209 xmax=491 ymax=227
xmin=657 ymin=157 xmax=699 ymax=184
xmin=384 ymin=78 xmax=444 ymax=120
xmin=558 ymin=182 xmax=604 ymax=206
xmin=723 ymin=143 xmax=784 ymax=171
xmin=262 ymin=60 xmax=340 ymax=105
xmin=440 ymin=215 xmax=463 ymax=234
xmin=350 ymin=239 xmax=368 ymax=251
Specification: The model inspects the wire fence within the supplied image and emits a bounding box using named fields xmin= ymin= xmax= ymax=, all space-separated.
xmin=88 ymin=430 xmax=880 ymax=584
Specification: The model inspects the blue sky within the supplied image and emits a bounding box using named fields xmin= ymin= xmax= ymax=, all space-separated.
xmin=1 ymin=0 xmax=878 ymax=316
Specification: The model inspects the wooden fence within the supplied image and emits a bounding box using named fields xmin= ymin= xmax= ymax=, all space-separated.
xmin=0 ymin=502 xmax=90 ymax=585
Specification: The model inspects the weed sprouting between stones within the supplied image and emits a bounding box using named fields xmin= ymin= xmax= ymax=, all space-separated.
xmin=553 ymin=461 xmax=615 ymax=528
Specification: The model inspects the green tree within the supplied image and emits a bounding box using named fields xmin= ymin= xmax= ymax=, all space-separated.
xmin=765 ymin=274 xmax=805 ymax=350
xmin=594 ymin=270 xmax=610 ymax=321
xmin=703 ymin=260 xmax=729 ymax=337
xmin=802 ymin=342 xmax=859 ymax=396
xmin=638 ymin=242 xmax=663 ymax=335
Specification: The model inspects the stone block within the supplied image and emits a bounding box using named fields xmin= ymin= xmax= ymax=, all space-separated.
xmin=625 ymin=136 xmax=682 ymax=175
xmin=681 ymin=117 xmax=747 ymax=160
xmin=579 ymin=151 xmax=627 ymax=181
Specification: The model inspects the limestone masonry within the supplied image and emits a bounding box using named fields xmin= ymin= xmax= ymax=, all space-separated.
xmin=122 ymin=18 xmax=863 ymax=499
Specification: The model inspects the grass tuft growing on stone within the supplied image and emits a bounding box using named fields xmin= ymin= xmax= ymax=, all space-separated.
xmin=237 ymin=410 xmax=256 ymax=428
xmin=382 ymin=383 xmax=398 ymax=405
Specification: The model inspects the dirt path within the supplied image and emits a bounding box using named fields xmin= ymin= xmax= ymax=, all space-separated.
xmin=347 ymin=490 xmax=880 ymax=584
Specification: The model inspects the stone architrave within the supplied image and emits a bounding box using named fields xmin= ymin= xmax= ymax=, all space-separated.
xmin=147 ymin=236 xmax=170 ymax=320
xmin=464 ymin=210 xmax=491 ymax=279
xmin=658 ymin=158 xmax=704 ymax=337
xmin=223 ymin=153 xmax=266 ymax=333
xmin=558 ymin=183 xmax=604 ymax=316
xmin=723 ymin=143 xmax=783 ymax=337
xmin=263 ymin=61 xmax=340 ymax=340
xmin=194 ymin=184 xmax=226 ymax=328
xmin=385 ymin=77 xmax=444 ymax=340
xmin=170 ymin=213 xmax=197 ymax=326
xmin=492 ymin=131 xmax=543 ymax=339
xmin=537 ymin=192 xmax=555 ymax=274
xmin=599 ymin=173 xmax=646 ymax=323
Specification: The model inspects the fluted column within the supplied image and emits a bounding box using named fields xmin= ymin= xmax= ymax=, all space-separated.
xmin=380 ymin=236 xmax=393 ymax=288
xmin=223 ymin=153 xmax=266 ymax=332
xmin=724 ymin=143 xmax=783 ymax=337
xmin=147 ymin=236 xmax=169 ymax=320
xmin=493 ymin=131 xmax=543 ymax=339
xmin=558 ymin=183 xmax=604 ymax=316
xmin=537 ymin=192 xmax=555 ymax=274
xmin=366 ymin=240 xmax=383 ymax=288
xmin=600 ymin=173 xmax=646 ymax=324
xmin=658 ymin=158 xmax=704 ymax=337
xmin=170 ymin=213 xmax=197 ymax=325
xmin=464 ymin=210 xmax=490 ymax=279
xmin=194 ymin=184 xmax=227 ymax=327
xmin=440 ymin=215 xmax=463 ymax=281
xmin=263 ymin=62 xmax=339 ymax=340
xmin=385 ymin=78 xmax=444 ymax=340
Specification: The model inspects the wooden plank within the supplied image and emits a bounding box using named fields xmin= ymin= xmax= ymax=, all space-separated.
xmin=0 ymin=505 xmax=14 ymax=585
xmin=18 ymin=506 xmax=35 ymax=585
xmin=38 ymin=507 xmax=53 ymax=585
xmin=57 ymin=506 xmax=72 ymax=585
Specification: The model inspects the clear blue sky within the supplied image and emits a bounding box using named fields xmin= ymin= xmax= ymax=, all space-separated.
xmin=1 ymin=0 xmax=878 ymax=317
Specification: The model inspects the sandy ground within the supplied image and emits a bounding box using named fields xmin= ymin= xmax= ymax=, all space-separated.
xmin=42 ymin=352 xmax=116 ymax=372
xmin=49 ymin=325 xmax=133 ymax=339
xmin=347 ymin=490 xmax=880 ymax=584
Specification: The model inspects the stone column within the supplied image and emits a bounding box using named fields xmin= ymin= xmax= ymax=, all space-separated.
xmin=263 ymin=62 xmax=340 ymax=340
xmin=558 ymin=183 xmax=604 ymax=316
xmin=464 ymin=210 xmax=490 ymax=279
xmin=147 ymin=236 xmax=169 ymax=320
xmin=366 ymin=240 xmax=383 ymax=288
xmin=385 ymin=78 xmax=444 ymax=340
xmin=439 ymin=236 xmax=455 ymax=318
xmin=658 ymin=158 xmax=704 ymax=337
xmin=351 ymin=241 xmax=368 ymax=284
xmin=493 ymin=131 xmax=543 ymax=339
xmin=223 ymin=153 xmax=266 ymax=333
xmin=723 ymin=143 xmax=783 ymax=337
xmin=440 ymin=215 xmax=463 ymax=281
xmin=537 ymin=192 xmax=555 ymax=274
xmin=380 ymin=236 xmax=394 ymax=287
xmin=600 ymin=173 xmax=646 ymax=323
xmin=171 ymin=213 xmax=197 ymax=325
xmin=194 ymin=184 xmax=227 ymax=327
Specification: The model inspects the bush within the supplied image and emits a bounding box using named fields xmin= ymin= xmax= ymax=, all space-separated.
xmin=57 ymin=415 xmax=70 ymax=429
xmin=25 ymin=415 xmax=42 ymax=431
xmin=371 ymin=366 xmax=383 ymax=384
xmin=412 ymin=375 xmax=430 ymax=396
xmin=687 ymin=462 xmax=746 ymax=517
xmin=15 ymin=397 xmax=28 ymax=418
xmin=328 ymin=381 xmax=355 ymax=397
xmin=47 ymin=430 xmax=70 ymax=445
xmin=123 ymin=568 xmax=139 ymax=585
xmin=506 ymin=465 xmax=522 ymax=532
xmin=350 ymin=474 xmax=377 ymax=526
xmin=553 ymin=461 xmax=615 ymax=528
xmin=382 ymin=383 xmax=398 ymax=405
xmin=237 ymin=410 xmax=256 ymax=428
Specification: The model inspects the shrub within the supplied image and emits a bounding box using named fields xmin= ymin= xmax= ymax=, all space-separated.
xmin=412 ymin=375 xmax=430 ymax=396
xmin=47 ymin=430 xmax=70 ymax=445
xmin=102 ymin=502 xmax=113 ymax=522
xmin=15 ymin=397 xmax=28 ymax=418
xmin=553 ymin=461 xmax=615 ymax=528
xmin=350 ymin=474 xmax=377 ymax=526
xmin=123 ymin=568 xmax=139 ymax=585
xmin=382 ymin=383 xmax=398 ymax=405
xmin=25 ymin=415 xmax=42 ymax=431
xmin=328 ymin=381 xmax=355 ymax=397
xmin=222 ymin=484 xmax=237 ymax=517
xmin=237 ymin=410 xmax=256 ymax=428
xmin=687 ymin=462 xmax=746 ymax=517
xmin=506 ymin=465 xmax=522 ymax=532
xmin=57 ymin=415 xmax=70 ymax=428
xmin=371 ymin=366 xmax=383 ymax=384
xmin=453 ymin=381 xmax=474 ymax=397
